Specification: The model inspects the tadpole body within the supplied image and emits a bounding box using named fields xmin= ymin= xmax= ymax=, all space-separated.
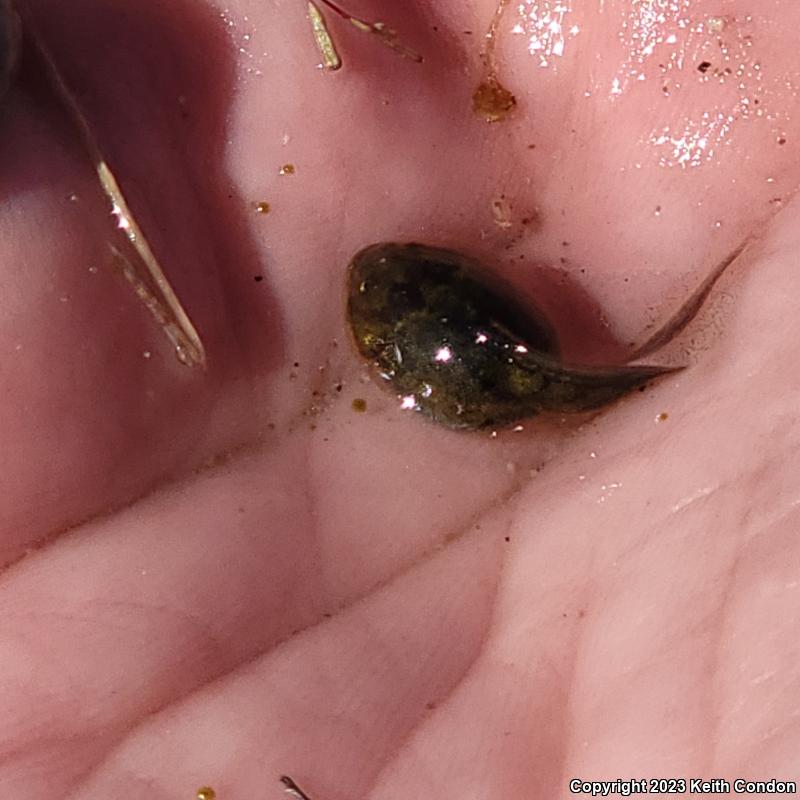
xmin=0 ymin=0 xmax=20 ymax=105
xmin=347 ymin=243 xmax=679 ymax=431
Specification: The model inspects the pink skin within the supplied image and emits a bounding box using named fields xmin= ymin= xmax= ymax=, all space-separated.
xmin=0 ymin=0 xmax=799 ymax=797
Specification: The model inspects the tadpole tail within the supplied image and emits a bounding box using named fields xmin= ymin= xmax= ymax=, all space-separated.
xmin=527 ymin=241 xmax=749 ymax=413
xmin=630 ymin=241 xmax=749 ymax=360
xmin=523 ymin=355 xmax=684 ymax=414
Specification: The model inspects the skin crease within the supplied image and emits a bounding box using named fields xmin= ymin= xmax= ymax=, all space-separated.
xmin=0 ymin=0 xmax=799 ymax=798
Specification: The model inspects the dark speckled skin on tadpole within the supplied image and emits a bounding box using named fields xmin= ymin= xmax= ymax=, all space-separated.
xmin=347 ymin=242 xmax=679 ymax=431
xmin=0 ymin=0 xmax=21 ymax=104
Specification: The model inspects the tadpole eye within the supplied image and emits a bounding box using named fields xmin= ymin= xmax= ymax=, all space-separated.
xmin=0 ymin=0 xmax=21 ymax=105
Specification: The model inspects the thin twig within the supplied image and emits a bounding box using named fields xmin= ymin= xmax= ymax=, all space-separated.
xmin=308 ymin=1 xmax=342 ymax=70
xmin=24 ymin=16 xmax=206 ymax=367
xmin=315 ymin=0 xmax=422 ymax=63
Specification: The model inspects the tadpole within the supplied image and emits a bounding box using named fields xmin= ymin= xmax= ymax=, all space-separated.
xmin=346 ymin=242 xmax=735 ymax=431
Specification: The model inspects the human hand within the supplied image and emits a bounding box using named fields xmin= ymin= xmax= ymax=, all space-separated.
xmin=1 ymin=1 xmax=799 ymax=798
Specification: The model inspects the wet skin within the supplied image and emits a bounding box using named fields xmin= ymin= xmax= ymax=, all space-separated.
xmin=1 ymin=1 xmax=800 ymax=799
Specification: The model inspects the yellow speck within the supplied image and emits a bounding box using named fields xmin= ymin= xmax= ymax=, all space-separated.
xmin=352 ymin=398 xmax=367 ymax=412
xmin=279 ymin=164 xmax=296 ymax=175
xmin=197 ymin=788 xmax=216 ymax=800
xmin=254 ymin=201 xmax=271 ymax=214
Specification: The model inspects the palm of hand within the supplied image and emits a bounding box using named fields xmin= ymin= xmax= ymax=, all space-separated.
xmin=2 ymin=1 xmax=799 ymax=798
